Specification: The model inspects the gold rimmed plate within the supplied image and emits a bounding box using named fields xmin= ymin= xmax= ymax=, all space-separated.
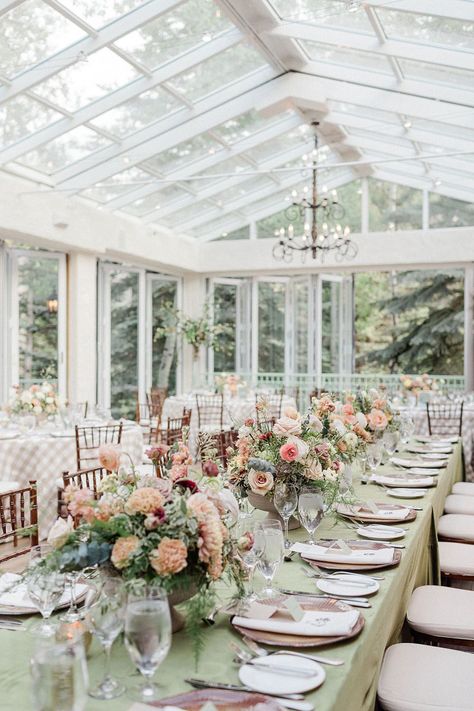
xmin=153 ymin=689 xmax=285 ymax=710
xmin=232 ymin=595 xmax=364 ymax=648
xmin=302 ymin=539 xmax=401 ymax=571
xmin=336 ymin=502 xmax=417 ymax=524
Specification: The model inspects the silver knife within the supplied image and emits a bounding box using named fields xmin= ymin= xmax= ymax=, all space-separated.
xmin=277 ymin=589 xmax=371 ymax=607
xmin=185 ymin=678 xmax=305 ymax=701
xmin=245 ymin=659 xmax=317 ymax=678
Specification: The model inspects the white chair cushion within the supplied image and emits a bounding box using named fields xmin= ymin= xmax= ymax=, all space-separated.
xmin=440 ymin=542 xmax=474 ymax=577
xmin=453 ymin=482 xmax=474 ymax=497
xmin=438 ymin=514 xmax=474 ymax=542
xmin=407 ymin=585 xmax=474 ymax=640
xmin=445 ymin=495 xmax=474 ymax=516
xmin=378 ymin=643 xmax=474 ymax=711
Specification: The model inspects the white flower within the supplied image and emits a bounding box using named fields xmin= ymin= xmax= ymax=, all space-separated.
xmin=331 ymin=419 xmax=347 ymax=436
xmin=20 ymin=391 xmax=33 ymax=404
xmin=33 ymin=405 xmax=42 ymax=414
xmin=308 ymin=414 xmax=323 ymax=433
xmin=116 ymin=485 xmax=130 ymax=499
xmin=47 ymin=516 xmax=74 ymax=549
xmin=218 ymin=488 xmax=239 ymax=524
xmin=238 ymin=425 xmax=251 ymax=438
xmin=356 ymin=412 xmax=367 ymax=428
xmin=36 ymin=391 xmax=45 ymax=400
xmin=273 ymin=416 xmax=302 ymax=437
xmin=45 ymin=396 xmax=54 ymax=404
xmin=369 ymin=388 xmax=380 ymax=399
xmin=322 ymin=468 xmax=338 ymax=482
xmin=344 ymin=432 xmax=359 ymax=449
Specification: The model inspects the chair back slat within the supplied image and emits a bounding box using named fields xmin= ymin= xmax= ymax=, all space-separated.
xmin=58 ymin=466 xmax=110 ymax=521
xmin=0 ymin=480 xmax=38 ymax=563
xmin=75 ymin=423 xmax=123 ymax=470
xmin=426 ymin=401 xmax=464 ymax=437
xmin=196 ymin=394 xmax=224 ymax=430
xmin=164 ymin=409 xmax=192 ymax=446
xmin=198 ymin=429 xmax=239 ymax=468
xmin=255 ymin=390 xmax=283 ymax=421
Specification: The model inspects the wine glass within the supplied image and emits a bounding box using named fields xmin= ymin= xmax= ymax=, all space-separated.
xmin=367 ymin=443 xmax=383 ymax=474
xmin=26 ymin=568 xmax=66 ymax=637
xmin=85 ymin=578 xmax=126 ymax=700
xmin=236 ymin=519 xmax=265 ymax=605
xmin=255 ymin=521 xmax=284 ymax=598
xmin=31 ymin=637 xmax=89 ymax=711
xmin=297 ymin=491 xmax=325 ymax=544
xmin=124 ymin=586 xmax=171 ymax=702
xmin=273 ymin=481 xmax=297 ymax=549
xmin=383 ymin=430 xmax=399 ymax=457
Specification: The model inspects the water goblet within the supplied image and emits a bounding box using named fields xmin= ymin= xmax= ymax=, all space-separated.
xmin=273 ymin=481 xmax=297 ymax=549
xmin=367 ymin=442 xmax=383 ymax=474
xmin=124 ymin=586 xmax=172 ymax=702
xmin=255 ymin=521 xmax=284 ymax=598
xmin=31 ymin=637 xmax=88 ymax=711
xmin=85 ymin=578 xmax=126 ymax=700
xmin=26 ymin=567 xmax=66 ymax=637
xmin=235 ymin=519 xmax=265 ymax=605
xmin=383 ymin=430 xmax=399 ymax=457
xmin=297 ymin=491 xmax=325 ymax=544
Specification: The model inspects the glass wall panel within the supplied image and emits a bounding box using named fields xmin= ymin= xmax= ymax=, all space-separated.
xmin=110 ymin=270 xmax=139 ymax=419
xmin=321 ymin=280 xmax=341 ymax=373
xmin=151 ymin=278 xmax=178 ymax=395
xmin=429 ymin=193 xmax=474 ymax=229
xmin=17 ymin=255 xmax=59 ymax=386
xmin=369 ymin=178 xmax=423 ymax=231
xmin=258 ymin=281 xmax=286 ymax=373
xmin=293 ymin=279 xmax=309 ymax=373
xmin=213 ymin=282 xmax=238 ymax=372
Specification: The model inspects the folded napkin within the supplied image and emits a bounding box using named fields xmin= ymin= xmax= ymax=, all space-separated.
xmin=339 ymin=504 xmax=411 ymax=520
xmin=233 ymin=609 xmax=359 ymax=637
xmin=373 ymin=475 xmax=434 ymax=487
xmin=0 ymin=572 xmax=88 ymax=609
xmin=390 ymin=457 xmax=445 ymax=469
xmin=292 ymin=541 xmax=394 ymax=564
xmin=407 ymin=467 xmax=439 ymax=476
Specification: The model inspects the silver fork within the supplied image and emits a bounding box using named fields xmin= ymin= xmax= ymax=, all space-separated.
xmin=240 ymin=636 xmax=344 ymax=666
xmin=301 ymin=566 xmax=381 ymax=586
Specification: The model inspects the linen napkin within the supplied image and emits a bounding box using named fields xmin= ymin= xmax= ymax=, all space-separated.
xmin=338 ymin=503 xmax=412 ymax=520
xmin=291 ymin=541 xmax=394 ymax=564
xmin=373 ymin=474 xmax=434 ymax=487
xmin=0 ymin=572 xmax=88 ymax=609
xmin=233 ymin=609 xmax=359 ymax=637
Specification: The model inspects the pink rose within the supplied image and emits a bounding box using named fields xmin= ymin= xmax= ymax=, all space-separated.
xmin=98 ymin=444 xmax=121 ymax=472
xmin=273 ymin=416 xmax=302 ymax=437
xmin=248 ymin=469 xmax=274 ymax=495
xmin=280 ymin=442 xmax=298 ymax=462
xmin=169 ymin=464 xmax=189 ymax=482
xmin=367 ymin=408 xmax=388 ymax=431
xmin=202 ymin=460 xmax=219 ymax=477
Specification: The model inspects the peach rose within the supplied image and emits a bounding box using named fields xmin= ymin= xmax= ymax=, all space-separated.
xmin=283 ymin=406 xmax=299 ymax=420
xmin=111 ymin=535 xmax=140 ymax=570
xmin=125 ymin=487 xmax=165 ymax=515
xmin=248 ymin=469 xmax=274 ymax=495
xmin=98 ymin=444 xmax=121 ymax=472
xmin=280 ymin=441 xmax=298 ymax=462
xmin=367 ymin=408 xmax=388 ymax=431
xmin=373 ymin=399 xmax=387 ymax=410
xmin=273 ymin=416 xmax=302 ymax=437
xmin=150 ymin=537 xmax=188 ymax=576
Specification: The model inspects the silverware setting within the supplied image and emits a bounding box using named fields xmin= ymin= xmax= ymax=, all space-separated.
xmin=241 ymin=635 xmax=345 ymax=666
xmin=277 ymin=588 xmax=371 ymax=608
xmin=185 ymin=677 xmax=306 ymax=702
xmin=0 ymin=618 xmax=25 ymax=631
xmin=301 ymin=565 xmax=381 ymax=586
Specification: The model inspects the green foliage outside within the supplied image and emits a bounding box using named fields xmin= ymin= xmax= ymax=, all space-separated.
xmin=110 ymin=271 xmax=139 ymax=420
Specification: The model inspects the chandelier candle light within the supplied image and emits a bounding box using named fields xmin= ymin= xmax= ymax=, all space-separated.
xmin=273 ymin=123 xmax=357 ymax=262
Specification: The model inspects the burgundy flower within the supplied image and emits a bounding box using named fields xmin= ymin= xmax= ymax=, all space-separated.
xmin=173 ymin=478 xmax=199 ymax=494
xmin=202 ymin=460 xmax=219 ymax=477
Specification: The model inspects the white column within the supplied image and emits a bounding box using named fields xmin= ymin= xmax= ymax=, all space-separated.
xmin=67 ymin=252 xmax=98 ymax=404
xmin=464 ymin=264 xmax=474 ymax=391
xmin=181 ymin=274 xmax=207 ymax=392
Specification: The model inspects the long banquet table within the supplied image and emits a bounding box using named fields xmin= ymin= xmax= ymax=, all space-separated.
xmin=0 ymin=441 xmax=464 ymax=711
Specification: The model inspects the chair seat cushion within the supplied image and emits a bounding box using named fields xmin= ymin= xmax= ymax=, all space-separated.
xmin=445 ymin=495 xmax=474 ymax=516
xmin=440 ymin=542 xmax=474 ymax=576
xmin=378 ymin=643 xmax=474 ymax=711
xmin=407 ymin=585 xmax=474 ymax=640
xmin=453 ymin=482 xmax=474 ymax=497
xmin=438 ymin=514 xmax=474 ymax=542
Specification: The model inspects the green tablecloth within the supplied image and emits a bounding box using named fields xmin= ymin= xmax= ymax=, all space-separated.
xmin=0 ymin=442 xmax=463 ymax=711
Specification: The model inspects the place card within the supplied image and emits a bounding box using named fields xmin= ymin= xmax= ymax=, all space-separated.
xmin=326 ymin=539 xmax=352 ymax=555
xmin=363 ymin=500 xmax=380 ymax=514
xmin=283 ymin=596 xmax=305 ymax=622
xmin=243 ymin=601 xmax=278 ymax=620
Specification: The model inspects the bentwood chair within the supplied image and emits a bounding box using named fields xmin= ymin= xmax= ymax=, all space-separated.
xmin=198 ymin=429 xmax=239 ymax=469
xmin=438 ymin=514 xmax=474 ymax=544
xmin=426 ymin=401 xmax=464 ymax=437
xmin=196 ymin=394 xmax=224 ymax=431
xmin=161 ymin=409 xmax=192 ymax=446
xmin=75 ymin=423 xmax=123 ymax=470
xmin=255 ymin=390 xmax=283 ymax=421
xmin=135 ymin=400 xmax=162 ymax=443
xmin=146 ymin=388 xmax=167 ymax=430
xmin=378 ymin=643 xmax=474 ymax=711
xmin=407 ymin=585 xmax=474 ymax=649
xmin=439 ymin=542 xmax=474 ymax=587
xmin=0 ymin=480 xmax=38 ymax=567
xmin=58 ymin=466 xmax=110 ymax=520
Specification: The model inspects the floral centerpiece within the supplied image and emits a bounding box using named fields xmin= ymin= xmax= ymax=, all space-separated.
xmin=43 ymin=447 xmax=242 ymax=660
xmin=400 ymin=374 xmax=438 ymax=403
xmin=215 ymin=373 xmax=246 ymax=397
xmin=5 ymin=381 xmax=63 ymax=420
xmin=343 ymin=389 xmax=401 ymax=441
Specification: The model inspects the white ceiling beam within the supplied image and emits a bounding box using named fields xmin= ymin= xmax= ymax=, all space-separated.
xmin=373 ymin=167 xmax=474 ymax=204
xmin=0 ymin=30 xmax=242 ymax=164
xmin=0 ymin=0 xmax=184 ymax=102
xmin=364 ymin=0 xmax=474 ymax=22
xmin=0 ymin=0 xmax=23 ymax=16
xmin=53 ymin=67 xmax=277 ymax=189
xmin=268 ymin=23 xmax=474 ymax=72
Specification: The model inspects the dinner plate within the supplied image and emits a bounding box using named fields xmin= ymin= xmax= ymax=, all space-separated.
xmin=406 ymin=445 xmax=452 ymax=455
xmin=372 ymin=476 xmax=435 ymax=488
xmin=390 ymin=457 xmax=445 ymax=469
xmin=239 ymin=653 xmax=325 ymax=695
xmin=0 ymin=586 xmax=89 ymax=616
xmin=386 ymin=488 xmax=427 ymax=499
xmin=316 ymin=574 xmax=379 ymax=597
xmin=356 ymin=525 xmax=405 ymax=541
xmin=337 ymin=502 xmax=417 ymax=524
xmin=233 ymin=595 xmax=364 ymax=648
xmin=421 ymin=453 xmax=448 ymax=461
xmin=416 ymin=435 xmax=458 ymax=444
xmin=153 ymin=689 xmax=285 ymax=710
xmin=406 ymin=467 xmax=440 ymax=476
xmin=303 ymin=539 xmax=401 ymax=571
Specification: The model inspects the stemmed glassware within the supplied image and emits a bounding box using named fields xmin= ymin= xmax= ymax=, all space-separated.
xmin=124 ymin=585 xmax=172 ymax=703
xmin=27 ymin=546 xmax=66 ymax=637
xmin=236 ymin=519 xmax=265 ymax=605
xmin=85 ymin=578 xmax=126 ymax=700
xmin=273 ymin=481 xmax=297 ymax=549
xmin=297 ymin=491 xmax=325 ymax=544
xmin=366 ymin=442 xmax=383 ymax=475
xmin=399 ymin=415 xmax=415 ymax=444
xmin=255 ymin=521 xmax=285 ymax=598
xmin=383 ymin=430 xmax=399 ymax=457
xmin=31 ymin=637 xmax=89 ymax=711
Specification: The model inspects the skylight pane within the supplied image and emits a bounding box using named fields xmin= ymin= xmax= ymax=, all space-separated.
xmin=345 ymin=127 xmax=414 ymax=150
xmin=32 ymin=48 xmax=138 ymax=112
xmin=166 ymin=200 xmax=217 ymax=225
xmin=144 ymin=134 xmax=222 ymax=174
xmin=399 ymin=58 xmax=474 ymax=91
xmin=0 ymin=95 xmax=63 ymax=148
xmin=213 ymin=110 xmax=290 ymax=145
xmin=0 ymin=0 xmax=85 ymax=79
xmin=410 ymin=117 xmax=474 ymax=144
xmin=122 ymin=184 xmax=191 ymax=216
xmin=183 ymin=157 xmax=248 ymax=192
xmin=213 ymin=177 xmax=275 ymax=205
xmin=270 ymin=0 xmax=373 ymax=34
xmin=58 ymin=0 xmax=145 ymax=30
xmin=113 ymin=0 xmax=232 ymax=70
xmin=166 ymin=44 xmax=268 ymax=102
xmin=303 ymin=40 xmax=392 ymax=74
xmin=80 ymin=166 xmax=154 ymax=203
xmin=244 ymin=125 xmax=310 ymax=162
xmin=377 ymin=8 xmax=473 ymax=49
xmin=328 ymin=101 xmax=400 ymax=125
xmin=90 ymin=88 xmax=183 ymax=139
xmin=17 ymin=126 xmax=111 ymax=173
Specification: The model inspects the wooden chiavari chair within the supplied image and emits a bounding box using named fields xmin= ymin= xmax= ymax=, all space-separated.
xmin=0 ymin=480 xmax=38 ymax=567
xmin=75 ymin=423 xmax=123 ymax=470
xmin=198 ymin=429 xmax=239 ymax=469
xmin=255 ymin=390 xmax=283 ymax=421
xmin=136 ymin=400 xmax=162 ymax=443
xmin=162 ymin=409 xmax=192 ymax=446
xmin=426 ymin=401 xmax=464 ymax=437
xmin=58 ymin=466 xmax=111 ymax=521
xmin=196 ymin=394 xmax=224 ymax=431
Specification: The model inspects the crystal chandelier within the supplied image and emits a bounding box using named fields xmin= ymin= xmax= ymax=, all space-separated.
xmin=272 ymin=124 xmax=357 ymax=263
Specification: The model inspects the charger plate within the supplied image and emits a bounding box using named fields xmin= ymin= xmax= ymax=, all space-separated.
xmin=232 ymin=595 xmax=364 ymax=648
xmin=336 ymin=502 xmax=416 ymax=524
xmin=0 ymin=586 xmax=89 ymax=616
xmin=302 ymin=539 xmax=401 ymax=571
xmin=153 ymin=689 xmax=285 ymax=710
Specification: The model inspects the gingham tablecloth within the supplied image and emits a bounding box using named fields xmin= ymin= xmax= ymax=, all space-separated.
xmin=399 ymin=405 xmax=474 ymax=481
xmin=0 ymin=423 xmax=143 ymax=536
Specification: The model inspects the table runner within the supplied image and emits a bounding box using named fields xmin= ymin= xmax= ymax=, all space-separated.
xmin=0 ymin=441 xmax=463 ymax=711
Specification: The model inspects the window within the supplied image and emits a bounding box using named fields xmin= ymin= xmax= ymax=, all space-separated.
xmin=292 ymin=278 xmax=310 ymax=373
xmin=109 ymin=269 xmax=140 ymax=419
xmin=213 ymin=281 xmax=238 ymax=372
xmin=369 ymin=179 xmax=423 ymax=231
xmin=321 ymin=279 xmax=341 ymax=373
xmin=258 ymin=281 xmax=286 ymax=373
xmin=149 ymin=277 xmax=179 ymax=396
xmin=429 ymin=193 xmax=474 ymax=229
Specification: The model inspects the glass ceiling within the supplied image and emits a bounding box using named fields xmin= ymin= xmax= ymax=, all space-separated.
xmin=0 ymin=0 xmax=473 ymax=241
